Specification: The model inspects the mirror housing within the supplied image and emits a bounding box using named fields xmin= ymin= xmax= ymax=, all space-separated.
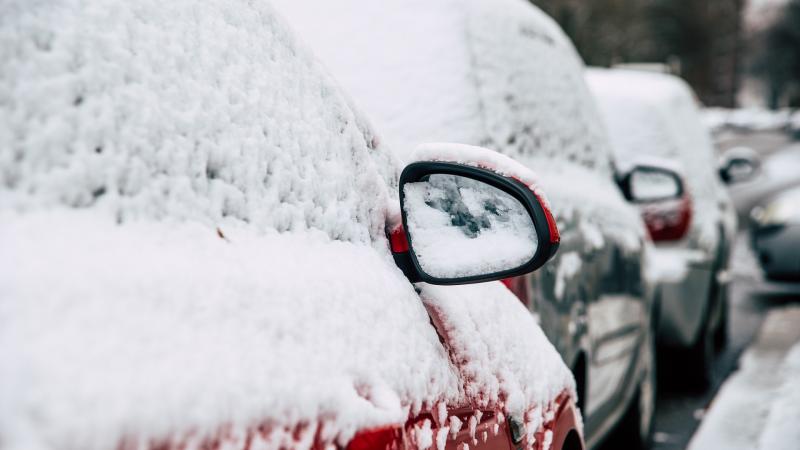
xmin=719 ymin=147 xmax=759 ymax=184
xmin=618 ymin=164 xmax=684 ymax=203
xmin=617 ymin=162 xmax=692 ymax=241
xmin=390 ymin=160 xmax=560 ymax=285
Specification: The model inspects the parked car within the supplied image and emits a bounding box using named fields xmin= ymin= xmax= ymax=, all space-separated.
xmin=585 ymin=68 xmax=742 ymax=386
xmin=0 ymin=2 xmax=584 ymax=450
xmin=750 ymin=185 xmax=800 ymax=280
xmin=272 ymin=1 xmax=666 ymax=448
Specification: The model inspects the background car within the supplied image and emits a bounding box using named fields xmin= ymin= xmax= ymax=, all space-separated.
xmin=750 ymin=185 xmax=800 ymax=280
xmin=0 ymin=1 xmax=583 ymax=450
xmin=585 ymin=68 xmax=740 ymax=386
xmin=272 ymin=1 xmax=662 ymax=448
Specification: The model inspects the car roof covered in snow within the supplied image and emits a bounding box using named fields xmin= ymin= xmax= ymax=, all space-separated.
xmin=0 ymin=1 xmax=574 ymax=449
xmin=272 ymin=0 xmax=614 ymax=176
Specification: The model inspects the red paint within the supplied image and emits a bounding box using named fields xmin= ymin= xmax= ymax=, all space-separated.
xmin=640 ymin=194 xmax=692 ymax=242
xmin=501 ymin=276 xmax=530 ymax=307
xmin=389 ymin=224 xmax=410 ymax=253
xmin=346 ymin=426 xmax=402 ymax=450
xmin=533 ymin=191 xmax=560 ymax=244
xmin=546 ymin=392 xmax=584 ymax=450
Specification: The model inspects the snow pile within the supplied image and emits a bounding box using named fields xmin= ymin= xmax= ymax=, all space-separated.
xmin=688 ymin=306 xmax=800 ymax=450
xmin=0 ymin=0 xmax=395 ymax=245
xmin=586 ymin=68 xmax=731 ymax=252
xmin=404 ymin=175 xmax=537 ymax=279
xmin=420 ymin=283 xmax=575 ymax=443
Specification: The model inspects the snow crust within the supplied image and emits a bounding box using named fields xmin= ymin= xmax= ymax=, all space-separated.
xmin=586 ymin=68 xmax=732 ymax=252
xmin=403 ymin=175 xmax=537 ymax=278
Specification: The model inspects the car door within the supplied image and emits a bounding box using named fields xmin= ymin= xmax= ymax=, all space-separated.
xmin=520 ymin=165 xmax=649 ymax=444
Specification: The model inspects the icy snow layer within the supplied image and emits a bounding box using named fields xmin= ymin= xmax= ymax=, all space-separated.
xmin=420 ymin=283 xmax=576 ymax=436
xmin=271 ymin=0 xmax=614 ymax=176
xmin=403 ymin=175 xmax=537 ymax=279
xmin=0 ymin=210 xmax=461 ymax=450
xmin=0 ymin=0 xmax=397 ymax=245
xmin=586 ymin=68 xmax=733 ymax=252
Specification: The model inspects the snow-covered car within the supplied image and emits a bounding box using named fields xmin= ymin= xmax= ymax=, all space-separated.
xmin=750 ymin=185 xmax=800 ymax=280
xmin=0 ymin=2 xmax=589 ymax=450
xmin=586 ymin=68 xmax=739 ymax=386
xmin=271 ymin=1 xmax=659 ymax=448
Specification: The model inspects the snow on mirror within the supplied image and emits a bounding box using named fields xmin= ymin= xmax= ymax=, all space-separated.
xmin=403 ymin=174 xmax=538 ymax=279
xmin=630 ymin=169 xmax=680 ymax=202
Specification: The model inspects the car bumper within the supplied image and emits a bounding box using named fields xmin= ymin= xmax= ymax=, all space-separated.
xmin=752 ymin=224 xmax=800 ymax=280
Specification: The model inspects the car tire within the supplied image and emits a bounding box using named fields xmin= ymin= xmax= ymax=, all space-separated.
xmin=608 ymin=325 xmax=657 ymax=449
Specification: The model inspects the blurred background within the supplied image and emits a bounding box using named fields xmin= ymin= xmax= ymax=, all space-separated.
xmin=523 ymin=1 xmax=800 ymax=449
xmin=532 ymin=0 xmax=800 ymax=110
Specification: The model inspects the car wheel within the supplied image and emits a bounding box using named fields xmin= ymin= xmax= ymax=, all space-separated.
xmin=609 ymin=325 xmax=657 ymax=449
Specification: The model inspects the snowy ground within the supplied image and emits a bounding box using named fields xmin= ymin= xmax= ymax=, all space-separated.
xmin=687 ymin=306 xmax=800 ymax=450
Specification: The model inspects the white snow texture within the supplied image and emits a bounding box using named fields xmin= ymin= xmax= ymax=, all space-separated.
xmin=0 ymin=1 xmax=574 ymax=449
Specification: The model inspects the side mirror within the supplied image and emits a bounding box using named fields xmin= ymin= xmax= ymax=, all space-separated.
xmin=618 ymin=163 xmax=692 ymax=241
xmin=719 ymin=147 xmax=759 ymax=184
xmin=619 ymin=165 xmax=684 ymax=203
xmin=389 ymin=154 xmax=560 ymax=285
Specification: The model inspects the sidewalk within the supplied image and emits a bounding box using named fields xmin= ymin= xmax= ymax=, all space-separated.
xmin=688 ymin=306 xmax=800 ymax=450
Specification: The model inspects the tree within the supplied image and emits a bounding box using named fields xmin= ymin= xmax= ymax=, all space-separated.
xmin=753 ymin=0 xmax=800 ymax=108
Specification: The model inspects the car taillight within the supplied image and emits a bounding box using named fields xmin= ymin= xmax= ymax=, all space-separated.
xmin=640 ymin=194 xmax=692 ymax=242
xmin=346 ymin=426 xmax=402 ymax=450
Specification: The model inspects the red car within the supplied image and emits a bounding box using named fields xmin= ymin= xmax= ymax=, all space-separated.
xmin=0 ymin=2 xmax=582 ymax=450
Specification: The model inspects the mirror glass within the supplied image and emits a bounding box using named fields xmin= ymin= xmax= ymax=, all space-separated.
xmin=403 ymin=174 xmax=538 ymax=279
xmin=724 ymin=158 xmax=757 ymax=183
xmin=630 ymin=169 xmax=680 ymax=202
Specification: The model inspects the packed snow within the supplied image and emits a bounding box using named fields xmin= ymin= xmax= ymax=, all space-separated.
xmin=0 ymin=0 xmax=576 ymax=448
xmin=403 ymin=174 xmax=537 ymax=278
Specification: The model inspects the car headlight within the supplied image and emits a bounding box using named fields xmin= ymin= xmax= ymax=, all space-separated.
xmin=752 ymin=188 xmax=800 ymax=227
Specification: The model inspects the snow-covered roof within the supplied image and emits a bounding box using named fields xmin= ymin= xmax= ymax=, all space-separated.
xmin=0 ymin=1 xmax=574 ymax=449
xmin=271 ymin=0 xmax=614 ymax=175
